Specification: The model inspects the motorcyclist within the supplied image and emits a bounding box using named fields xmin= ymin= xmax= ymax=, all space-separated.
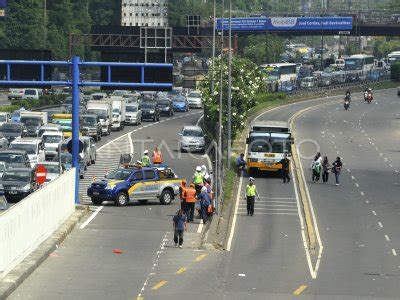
xmin=345 ymin=89 xmax=351 ymax=98
xmin=344 ymin=94 xmax=351 ymax=110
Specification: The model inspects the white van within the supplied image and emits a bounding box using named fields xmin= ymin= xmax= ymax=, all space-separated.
xmin=23 ymin=89 xmax=43 ymax=100
xmin=9 ymin=137 xmax=45 ymax=168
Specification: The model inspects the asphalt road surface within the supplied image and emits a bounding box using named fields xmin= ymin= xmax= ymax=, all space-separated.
xmin=9 ymin=89 xmax=400 ymax=299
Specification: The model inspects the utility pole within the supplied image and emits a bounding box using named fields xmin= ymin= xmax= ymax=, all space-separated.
xmin=227 ymin=0 xmax=232 ymax=163
xmin=43 ymin=0 xmax=47 ymax=49
xmin=210 ymin=0 xmax=216 ymax=94
xmin=218 ymin=0 xmax=224 ymax=185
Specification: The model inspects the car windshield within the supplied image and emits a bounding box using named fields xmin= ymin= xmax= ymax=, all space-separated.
xmin=10 ymin=143 xmax=37 ymax=155
xmin=158 ymin=101 xmax=170 ymax=106
xmin=126 ymin=106 xmax=138 ymax=112
xmin=249 ymin=133 xmax=291 ymax=153
xmin=21 ymin=118 xmax=41 ymax=126
xmin=58 ymin=154 xmax=72 ymax=164
xmin=3 ymin=171 xmax=31 ymax=182
xmin=43 ymin=135 xmax=62 ymax=143
xmin=0 ymin=153 xmax=25 ymax=163
xmin=12 ymin=111 xmax=20 ymax=118
xmin=91 ymin=94 xmax=105 ymax=100
xmin=82 ymin=117 xmax=96 ymax=126
xmin=106 ymin=169 xmax=131 ymax=180
xmin=0 ymin=115 xmax=7 ymax=122
xmin=142 ymin=103 xmax=155 ymax=109
xmin=42 ymin=164 xmax=60 ymax=174
xmin=112 ymin=91 xmax=126 ymax=96
xmin=24 ymin=89 xmax=36 ymax=96
xmin=87 ymin=109 xmax=107 ymax=119
xmin=188 ymin=92 xmax=201 ymax=98
xmin=1 ymin=124 xmax=20 ymax=133
xmin=173 ymin=98 xmax=185 ymax=103
xmin=183 ymin=129 xmax=203 ymax=137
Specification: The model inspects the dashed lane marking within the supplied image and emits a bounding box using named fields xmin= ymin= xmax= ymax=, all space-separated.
xmin=378 ymin=222 xmax=383 ymax=228
xmin=175 ymin=267 xmax=187 ymax=275
xmin=194 ymin=254 xmax=207 ymax=262
xmin=392 ymin=249 xmax=397 ymax=256
xmin=355 ymin=183 xmax=359 ymax=188
xmin=293 ymin=285 xmax=308 ymax=295
xmin=372 ymin=210 xmax=377 ymax=216
xmin=360 ymin=191 xmax=365 ymax=196
xmin=385 ymin=235 xmax=390 ymax=241
xmin=151 ymin=280 xmax=168 ymax=290
xmin=351 ymin=176 xmax=355 ymax=180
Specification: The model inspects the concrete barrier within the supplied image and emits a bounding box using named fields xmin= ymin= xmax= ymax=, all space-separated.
xmin=0 ymin=169 xmax=76 ymax=279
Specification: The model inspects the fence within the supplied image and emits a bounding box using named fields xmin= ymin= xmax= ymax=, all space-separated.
xmin=0 ymin=169 xmax=76 ymax=279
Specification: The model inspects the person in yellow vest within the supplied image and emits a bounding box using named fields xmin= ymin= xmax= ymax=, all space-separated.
xmin=152 ymin=147 xmax=163 ymax=164
xmin=141 ymin=150 xmax=151 ymax=167
xmin=244 ymin=177 xmax=260 ymax=216
xmin=192 ymin=166 xmax=204 ymax=195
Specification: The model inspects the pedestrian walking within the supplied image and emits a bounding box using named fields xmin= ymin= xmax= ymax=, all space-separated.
xmin=179 ymin=179 xmax=187 ymax=210
xmin=141 ymin=150 xmax=151 ymax=167
xmin=173 ymin=209 xmax=187 ymax=248
xmin=311 ymin=152 xmax=322 ymax=183
xmin=322 ymin=156 xmax=331 ymax=183
xmin=152 ymin=147 xmax=163 ymax=165
xmin=183 ymin=183 xmax=196 ymax=222
xmin=332 ymin=156 xmax=342 ymax=186
xmin=197 ymin=186 xmax=211 ymax=224
xmin=245 ymin=177 xmax=260 ymax=216
xmin=279 ymin=153 xmax=291 ymax=183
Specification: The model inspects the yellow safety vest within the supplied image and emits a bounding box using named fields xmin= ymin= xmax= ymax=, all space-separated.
xmin=246 ymin=184 xmax=256 ymax=196
xmin=142 ymin=155 xmax=151 ymax=166
xmin=193 ymin=172 xmax=204 ymax=184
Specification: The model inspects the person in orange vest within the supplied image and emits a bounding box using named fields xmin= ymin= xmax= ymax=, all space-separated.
xmin=152 ymin=147 xmax=163 ymax=164
xmin=179 ymin=179 xmax=187 ymax=210
xmin=183 ymin=183 xmax=197 ymax=222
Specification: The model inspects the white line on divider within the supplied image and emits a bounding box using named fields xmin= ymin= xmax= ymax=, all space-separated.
xmin=80 ymin=206 xmax=104 ymax=229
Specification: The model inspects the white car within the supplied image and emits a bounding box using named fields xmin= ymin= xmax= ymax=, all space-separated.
xmin=187 ymin=91 xmax=203 ymax=109
xmin=42 ymin=131 xmax=64 ymax=160
xmin=23 ymin=89 xmax=43 ymax=100
xmin=179 ymin=126 xmax=206 ymax=153
xmin=125 ymin=103 xmax=142 ymax=125
xmin=38 ymin=124 xmax=63 ymax=138
xmin=9 ymin=138 xmax=45 ymax=168
xmin=8 ymin=88 xmax=24 ymax=100
xmin=0 ymin=112 xmax=10 ymax=126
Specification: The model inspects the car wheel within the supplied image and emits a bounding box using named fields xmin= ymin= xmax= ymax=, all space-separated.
xmin=91 ymin=156 xmax=96 ymax=164
xmin=91 ymin=198 xmax=103 ymax=205
xmin=160 ymin=189 xmax=173 ymax=205
xmin=115 ymin=192 xmax=129 ymax=206
xmin=80 ymin=174 xmax=84 ymax=179
xmin=157 ymin=116 xmax=160 ymax=121
xmin=153 ymin=116 xmax=156 ymax=122
xmin=138 ymin=200 xmax=148 ymax=204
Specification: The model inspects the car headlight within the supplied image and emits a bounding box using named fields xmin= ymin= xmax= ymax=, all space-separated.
xmin=105 ymin=185 xmax=115 ymax=190
xmin=22 ymin=184 xmax=31 ymax=191
xmin=149 ymin=110 xmax=155 ymax=113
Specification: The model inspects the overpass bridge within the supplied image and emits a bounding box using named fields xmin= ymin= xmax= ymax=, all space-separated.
xmin=69 ymin=10 xmax=400 ymax=55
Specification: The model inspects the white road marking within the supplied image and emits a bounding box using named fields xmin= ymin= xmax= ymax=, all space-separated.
xmin=347 ymin=169 xmax=351 ymax=173
xmin=351 ymin=176 xmax=355 ymax=180
xmin=360 ymin=191 xmax=365 ymax=196
xmin=385 ymin=235 xmax=390 ymax=241
xmin=392 ymin=249 xmax=397 ymax=256
xmin=355 ymin=183 xmax=359 ymax=188
xmin=80 ymin=206 xmax=104 ymax=229
xmin=226 ymin=143 xmax=248 ymax=251
xmin=128 ymin=132 xmax=134 ymax=154
xmin=378 ymin=222 xmax=383 ymax=228
xmin=395 ymin=170 xmax=399 ymax=173
xmin=389 ymin=164 xmax=393 ymax=168
xmin=238 ymin=274 xmax=246 ymax=277
xmin=197 ymin=222 xmax=203 ymax=233
xmin=372 ymin=210 xmax=376 ymax=216
xmin=196 ymin=115 xmax=204 ymax=126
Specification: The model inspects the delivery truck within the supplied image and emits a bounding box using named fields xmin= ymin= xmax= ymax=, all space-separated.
xmin=86 ymin=100 xmax=112 ymax=136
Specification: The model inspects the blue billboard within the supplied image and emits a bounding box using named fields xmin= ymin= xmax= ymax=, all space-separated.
xmin=216 ymin=17 xmax=353 ymax=31
xmin=0 ymin=0 xmax=6 ymax=8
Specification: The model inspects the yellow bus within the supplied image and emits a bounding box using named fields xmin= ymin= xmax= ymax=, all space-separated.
xmin=246 ymin=121 xmax=292 ymax=173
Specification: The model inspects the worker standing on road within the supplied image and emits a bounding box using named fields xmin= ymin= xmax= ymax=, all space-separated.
xmin=204 ymin=177 xmax=214 ymax=215
xmin=311 ymin=152 xmax=322 ymax=183
xmin=322 ymin=156 xmax=331 ymax=183
xmin=245 ymin=177 xmax=260 ymax=216
xmin=183 ymin=183 xmax=197 ymax=222
xmin=193 ymin=166 xmax=204 ymax=195
xmin=152 ymin=147 xmax=163 ymax=165
xmin=279 ymin=153 xmax=291 ymax=183
xmin=332 ymin=157 xmax=343 ymax=186
xmin=197 ymin=186 xmax=211 ymax=224
xmin=179 ymin=179 xmax=187 ymax=210
xmin=141 ymin=150 xmax=151 ymax=167
xmin=173 ymin=209 xmax=187 ymax=248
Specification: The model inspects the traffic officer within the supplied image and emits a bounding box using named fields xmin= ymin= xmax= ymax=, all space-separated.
xmin=279 ymin=153 xmax=291 ymax=183
xmin=179 ymin=179 xmax=187 ymax=210
xmin=183 ymin=183 xmax=197 ymax=222
xmin=152 ymin=147 xmax=163 ymax=165
xmin=141 ymin=150 xmax=151 ymax=167
xmin=245 ymin=177 xmax=260 ymax=216
xmin=192 ymin=166 xmax=204 ymax=195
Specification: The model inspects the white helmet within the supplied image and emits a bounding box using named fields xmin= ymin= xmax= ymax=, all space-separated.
xmin=144 ymin=150 xmax=149 ymax=154
xmin=201 ymin=186 xmax=208 ymax=193
xmin=196 ymin=166 xmax=202 ymax=172
xmin=201 ymin=165 xmax=207 ymax=173
xmin=136 ymin=160 xmax=142 ymax=165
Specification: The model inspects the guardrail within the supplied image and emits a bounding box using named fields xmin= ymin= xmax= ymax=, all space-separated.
xmin=0 ymin=169 xmax=76 ymax=279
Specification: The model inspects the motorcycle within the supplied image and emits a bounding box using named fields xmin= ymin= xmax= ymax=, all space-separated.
xmin=366 ymin=92 xmax=373 ymax=104
xmin=344 ymin=100 xmax=350 ymax=110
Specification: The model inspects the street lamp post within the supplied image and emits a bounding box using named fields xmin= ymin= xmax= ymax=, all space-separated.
xmin=218 ymin=0 xmax=224 ymax=196
xmin=43 ymin=0 xmax=47 ymax=49
xmin=227 ymin=0 xmax=232 ymax=164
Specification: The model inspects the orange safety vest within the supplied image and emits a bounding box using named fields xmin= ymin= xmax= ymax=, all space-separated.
xmin=153 ymin=150 xmax=163 ymax=164
xmin=184 ymin=188 xmax=197 ymax=203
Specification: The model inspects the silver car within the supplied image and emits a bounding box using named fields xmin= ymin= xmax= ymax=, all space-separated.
xmin=125 ymin=104 xmax=142 ymax=125
xmin=179 ymin=126 xmax=206 ymax=153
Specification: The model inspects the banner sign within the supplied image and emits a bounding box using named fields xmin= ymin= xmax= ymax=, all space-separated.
xmin=0 ymin=0 xmax=6 ymax=17
xmin=216 ymin=17 xmax=353 ymax=31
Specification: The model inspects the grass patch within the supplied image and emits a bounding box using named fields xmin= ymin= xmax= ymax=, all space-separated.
xmin=0 ymin=105 xmax=20 ymax=113
xmin=223 ymin=164 xmax=236 ymax=203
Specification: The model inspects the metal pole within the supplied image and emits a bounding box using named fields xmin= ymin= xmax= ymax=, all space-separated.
xmin=210 ymin=0 xmax=216 ymax=94
xmin=227 ymin=0 xmax=232 ymax=163
xmin=72 ymin=56 xmax=81 ymax=204
xmin=218 ymin=0 xmax=224 ymax=179
xmin=43 ymin=0 xmax=47 ymax=49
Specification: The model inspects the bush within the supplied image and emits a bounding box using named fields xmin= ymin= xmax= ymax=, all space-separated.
xmin=0 ymin=105 xmax=20 ymax=113
xmin=390 ymin=62 xmax=400 ymax=82
xmin=9 ymin=94 xmax=66 ymax=111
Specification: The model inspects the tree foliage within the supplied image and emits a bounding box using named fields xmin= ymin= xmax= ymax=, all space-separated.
xmin=241 ymin=35 xmax=285 ymax=65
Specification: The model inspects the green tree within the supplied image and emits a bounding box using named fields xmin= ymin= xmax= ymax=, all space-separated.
xmin=242 ymin=35 xmax=284 ymax=65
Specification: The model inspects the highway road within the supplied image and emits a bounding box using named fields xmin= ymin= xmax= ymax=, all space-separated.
xmin=8 ymin=88 xmax=400 ymax=299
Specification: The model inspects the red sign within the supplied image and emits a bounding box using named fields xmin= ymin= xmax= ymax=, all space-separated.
xmin=35 ymin=165 xmax=47 ymax=185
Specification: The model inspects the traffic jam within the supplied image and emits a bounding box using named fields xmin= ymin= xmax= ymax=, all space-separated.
xmin=0 ymin=88 xmax=204 ymax=209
